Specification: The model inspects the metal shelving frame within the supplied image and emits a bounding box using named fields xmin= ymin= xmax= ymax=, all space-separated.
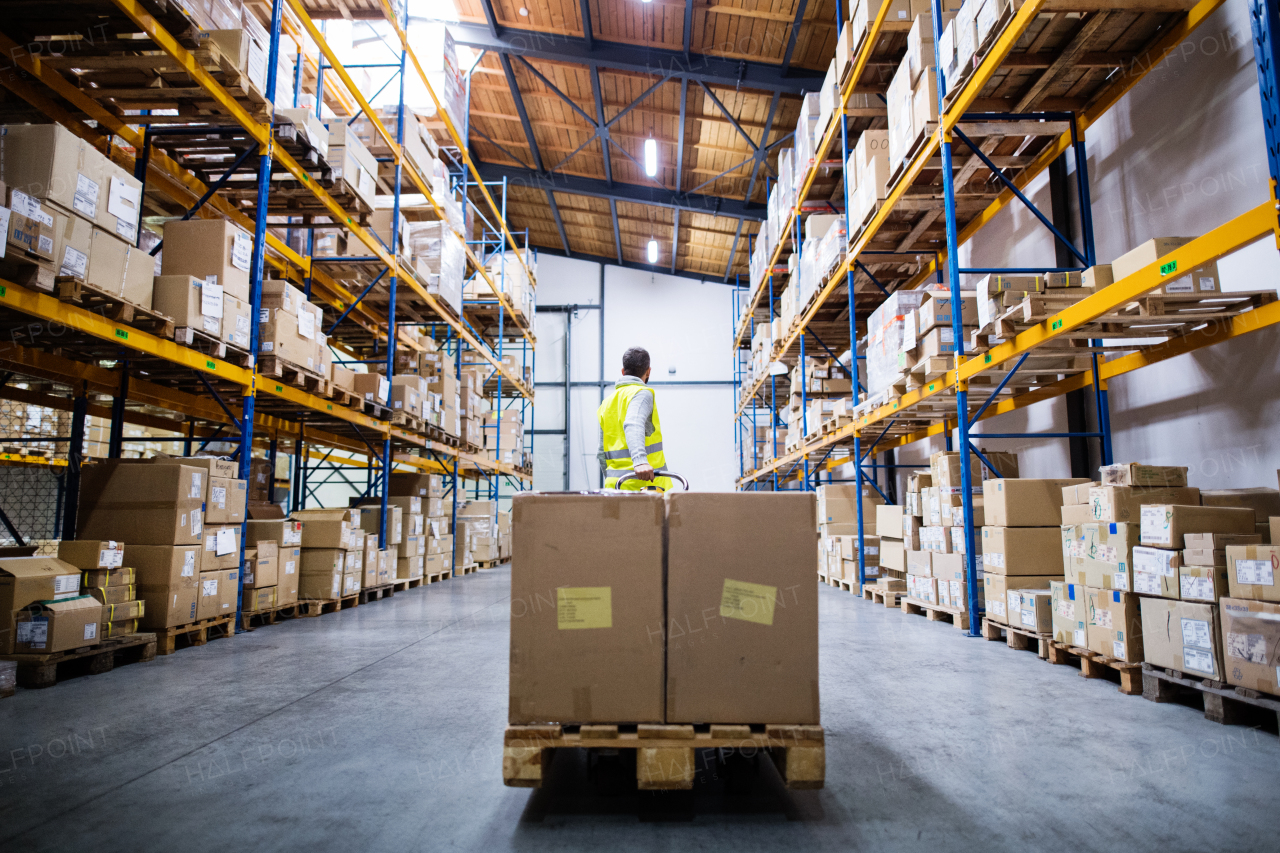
xmin=0 ymin=0 xmax=536 ymax=617
xmin=732 ymin=0 xmax=1280 ymax=637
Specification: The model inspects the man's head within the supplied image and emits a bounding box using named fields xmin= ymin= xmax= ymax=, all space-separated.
xmin=622 ymin=347 xmax=651 ymax=382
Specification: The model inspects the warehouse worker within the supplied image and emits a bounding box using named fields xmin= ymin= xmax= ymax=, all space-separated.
xmin=597 ymin=347 xmax=673 ymax=490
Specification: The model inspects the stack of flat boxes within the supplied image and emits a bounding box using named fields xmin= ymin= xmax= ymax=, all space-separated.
xmin=876 ymin=503 xmax=906 ymax=589
xmin=459 ymin=500 xmax=500 ymax=566
xmin=459 ymin=367 xmax=488 ymax=448
xmin=932 ymin=450 xmax=1018 ymax=614
xmin=390 ymin=474 xmax=454 ymax=577
xmin=816 ymin=484 xmax=882 ymax=589
xmin=294 ymin=508 xmax=357 ymax=600
xmin=244 ymin=518 xmax=303 ymax=612
xmin=155 ymin=220 xmax=260 ymax=356
xmin=897 ymin=295 xmax=977 ymax=383
xmin=1 ymin=555 xmax=91 ymax=655
xmin=255 ymin=278 xmax=329 ymax=377
xmin=982 ymin=476 xmax=1089 ymax=633
xmin=353 ymin=500 xmax=404 ymax=584
xmin=57 ymin=541 xmax=143 ymax=639
xmin=483 ymin=411 xmax=525 ymax=468
xmin=1222 ymin=502 xmax=1280 ymax=694
xmin=0 ymin=124 xmax=149 ymax=299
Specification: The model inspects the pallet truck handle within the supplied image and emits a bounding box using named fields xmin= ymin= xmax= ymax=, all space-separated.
xmin=613 ymin=471 xmax=689 ymax=491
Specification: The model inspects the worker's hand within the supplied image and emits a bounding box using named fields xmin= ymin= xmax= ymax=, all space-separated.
xmin=635 ymin=463 xmax=655 ymax=481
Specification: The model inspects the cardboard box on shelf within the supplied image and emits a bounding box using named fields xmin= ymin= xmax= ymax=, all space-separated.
xmin=151 ymin=275 xmax=223 ymax=337
xmin=1050 ymin=581 xmax=1088 ymax=646
xmin=242 ymin=587 xmax=276 ymax=614
xmin=1140 ymin=598 xmax=1222 ymax=680
xmin=245 ymin=519 xmax=303 ymax=548
xmin=1132 ymin=546 xmax=1180 ymax=599
xmin=293 ymin=509 xmax=353 ymax=549
xmin=56 ymin=540 xmax=124 ymax=571
xmin=1085 ymin=588 xmax=1143 ymax=662
xmin=1224 ymin=545 xmax=1280 ymax=602
xmin=985 ymin=478 xmax=1091 ymax=527
xmin=984 ymin=574 xmax=1059 ymax=625
xmin=1061 ymin=503 xmax=1095 ymax=525
xmin=77 ymin=462 xmax=205 ymax=546
xmin=509 ymin=493 xmax=665 ymax=725
xmin=906 ymin=549 xmax=932 ymax=576
xmin=1110 ymin=237 xmax=1219 ymax=295
xmin=53 ymin=205 xmax=92 ymax=282
xmin=1219 ymin=597 xmax=1280 ymax=692
xmin=277 ymin=547 xmax=300 ymax=605
xmin=665 ymin=492 xmax=819 ymax=724
xmin=1139 ymin=505 xmax=1254 ymax=550
xmin=222 ymin=294 xmax=251 ymax=349
xmin=0 ymin=123 xmax=106 ymax=226
xmin=397 ymin=555 xmax=424 ymax=580
xmin=127 ymin=544 xmax=201 ymax=629
xmin=1062 ymin=482 xmax=1098 ymax=507
xmin=981 ymin=526 xmax=1062 ymax=575
xmin=244 ymin=541 xmax=278 ymax=589
xmin=197 ymin=569 xmax=239 ymax=620
xmin=1062 ymin=521 xmax=1138 ymax=591
xmin=205 ymin=477 xmax=247 ymax=524
xmin=1099 ymin=464 xmax=1189 ymax=488
xmin=159 ymin=218 xmax=253 ymax=301
xmin=931 ymin=552 xmax=979 ymax=612
xmin=299 ymin=549 xmax=345 ymax=600
xmin=880 ymin=538 xmax=906 ymax=571
xmin=876 ymin=504 xmax=904 ymax=538
xmin=201 ymin=525 xmax=241 ymax=570
xmin=1012 ymin=588 xmax=1053 ymax=633
xmin=14 ymin=596 xmax=103 ymax=652
xmin=1088 ymin=486 xmax=1201 ymax=523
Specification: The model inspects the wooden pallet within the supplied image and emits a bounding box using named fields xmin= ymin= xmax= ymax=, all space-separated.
xmin=824 ymin=576 xmax=855 ymax=593
xmin=390 ymin=411 xmax=423 ymax=433
xmin=257 ymin=355 xmax=327 ymax=393
xmin=425 ymin=570 xmax=452 ymax=583
xmin=297 ymin=594 xmax=360 ymax=617
xmin=238 ymin=601 xmax=303 ymax=632
xmin=1046 ymin=641 xmax=1142 ymax=695
xmin=155 ymin=615 xmax=234 ymax=656
xmin=862 ymin=586 xmax=906 ymax=608
xmin=0 ymin=253 xmax=56 ymax=293
xmin=56 ymin=278 xmax=176 ymax=339
xmin=358 ymin=583 xmax=395 ymax=604
xmin=901 ymin=597 xmax=970 ymax=631
xmin=503 ymin=723 xmax=825 ymax=790
xmin=476 ymin=559 xmax=504 ymax=570
xmin=981 ymin=617 xmax=1051 ymax=660
xmin=173 ymin=327 xmax=254 ymax=368
xmin=1141 ymin=664 xmax=1280 ymax=730
xmin=456 ymin=565 xmax=477 ymax=576
xmin=0 ymin=632 xmax=156 ymax=689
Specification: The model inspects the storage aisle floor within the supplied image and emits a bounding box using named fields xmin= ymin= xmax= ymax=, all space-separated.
xmin=2 ymin=567 xmax=1278 ymax=851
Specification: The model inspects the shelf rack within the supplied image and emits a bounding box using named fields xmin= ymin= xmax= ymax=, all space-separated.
xmin=732 ymin=0 xmax=1280 ymax=635
xmin=0 ymin=0 xmax=536 ymax=616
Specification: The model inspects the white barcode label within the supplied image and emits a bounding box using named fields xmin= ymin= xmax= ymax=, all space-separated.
xmin=73 ymin=173 xmax=99 ymax=218
xmin=203 ymin=315 xmax=221 ymax=334
xmin=1140 ymin=506 xmax=1171 ymax=545
xmin=53 ymin=574 xmax=79 ymax=594
xmin=1226 ymin=632 xmax=1267 ymax=664
xmin=1182 ymin=646 xmax=1215 ymax=675
xmin=1180 ymin=575 xmax=1214 ymax=601
xmin=298 ymin=309 xmax=315 ymax=339
xmin=211 ymin=486 xmax=227 ymax=509
xmin=236 ymin=315 xmax=250 ymax=334
xmin=1235 ymin=559 xmax=1275 ymax=586
xmin=285 ymin=560 xmax=295 ymax=575
xmin=38 ymin=234 xmax=53 ymax=255
xmin=182 ymin=551 xmax=195 ymax=576
xmin=1113 ymin=572 xmax=1129 ymax=591
xmin=11 ymin=189 xmax=48 ymax=223
xmin=191 ymin=472 xmax=203 ymax=498
xmin=102 ymin=548 xmax=123 ymax=568
xmin=215 ymin=528 xmax=236 ymax=555
xmin=191 ymin=510 xmax=203 ymax=536
xmin=61 ymin=246 xmax=87 ymax=278
xmin=1094 ymin=608 xmax=1114 ymax=629
xmin=1133 ymin=570 xmax=1161 ymax=595
xmin=1073 ymin=628 xmax=1086 ymax=646
xmin=83 ymin=622 xmax=98 ymax=641
xmin=231 ymin=231 xmax=252 ymax=271
xmin=983 ymin=552 xmax=1004 ymax=568
xmin=1113 ymin=640 xmax=1126 ymax=660
xmin=202 ymin=578 xmax=218 ymax=596
xmin=1181 ymin=618 xmax=1212 ymax=649
xmin=201 ymin=280 xmax=224 ymax=318
xmin=1020 ymin=608 xmax=1037 ymax=628
xmin=1056 ymin=599 xmax=1075 ymax=619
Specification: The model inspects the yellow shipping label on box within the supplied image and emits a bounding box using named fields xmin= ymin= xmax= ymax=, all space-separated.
xmin=719 ymin=578 xmax=777 ymax=626
xmin=556 ymin=586 xmax=612 ymax=630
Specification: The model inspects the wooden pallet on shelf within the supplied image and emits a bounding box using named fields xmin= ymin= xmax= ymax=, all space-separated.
xmin=56 ymin=278 xmax=176 ymax=339
xmin=1046 ymin=640 xmax=1142 ymax=696
xmin=901 ymin=597 xmax=970 ymax=631
xmin=389 ymin=411 xmax=423 ymax=433
xmin=0 ymin=632 xmax=156 ymax=688
xmin=1141 ymin=664 xmax=1280 ymax=730
xmin=155 ymin=615 xmax=234 ymax=656
xmin=257 ymin=355 xmax=327 ymax=393
xmin=503 ymin=723 xmax=825 ymax=790
xmin=981 ymin=617 xmax=1051 ymax=659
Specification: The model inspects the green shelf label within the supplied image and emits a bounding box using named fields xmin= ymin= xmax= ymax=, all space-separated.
xmin=275 ymin=384 xmax=284 ymax=393
xmin=206 ymin=360 xmax=216 ymax=370
xmin=326 ymin=404 xmax=333 ymax=411
xmin=929 ymin=383 xmax=936 ymax=391
xmin=0 ymin=285 xmax=7 ymax=298
xmin=984 ymin=353 xmax=992 ymax=363
xmin=115 ymin=329 xmax=128 ymax=340
xmin=1051 ymin=319 xmax=1063 ymax=330
xmin=1160 ymin=260 xmax=1177 ymax=276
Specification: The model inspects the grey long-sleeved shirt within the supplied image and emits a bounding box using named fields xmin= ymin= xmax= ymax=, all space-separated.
xmin=597 ymin=375 xmax=656 ymax=473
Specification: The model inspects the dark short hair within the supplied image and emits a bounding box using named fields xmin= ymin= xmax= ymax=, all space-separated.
xmin=622 ymin=347 xmax=650 ymax=377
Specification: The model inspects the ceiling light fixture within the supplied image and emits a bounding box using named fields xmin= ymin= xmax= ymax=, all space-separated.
xmin=518 ymin=7 xmax=530 ymax=16
xmin=644 ymin=137 xmax=658 ymax=177
xmin=647 ymin=239 xmax=659 ymax=264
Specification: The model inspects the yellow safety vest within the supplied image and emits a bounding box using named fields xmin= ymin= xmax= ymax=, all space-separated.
xmin=597 ymin=383 xmax=672 ymax=491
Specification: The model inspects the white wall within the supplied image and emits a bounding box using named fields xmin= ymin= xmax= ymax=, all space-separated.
xmin=843 ymin=3 xmax=1280 ymax=498
xmin=533 ymin=254 xmax=740 ymax=492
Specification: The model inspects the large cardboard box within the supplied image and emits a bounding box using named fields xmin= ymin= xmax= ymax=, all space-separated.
xmin=277 ymin=547 xmax=300 ymax=605
xmin=1099 ymin=463 xmax=1189 ymax=488
xmin=57 ymin=539 xmax=124 ymax=571
xmin=299 ymin=548 xmax=346 ymax=599
xmin=1085 ymin=588 xmax=1143 ymax=662
xmin=665 ymin=493 xmax=819 ymax=724
xmin=1179 ymin=564 xmax=1230 ymax=603
xmin=880 ymin=538 xmax=905 ymax=571
xmin=985 ymin=478 xmax=1090 ymax=527
xmin=388 ymin=472 xmax=443 ymax=498
xmin=153 ymin=275 xmax=223 ymax=336
xmin=127 ymin=544 xmax=201 ymax=629
xmin=150 ymin=455 xmax=237 ymax=491
xmin=0 ymin=556 xmax=83 ymax=653
xmin=78 ymin=462 xmax=205 ymax=545
xmin=906 ymin=549 xmax=932 ymax=577
xmin=356 ymin=504 xmax=403 ymax=547
xmin=205 ymin=477 xmax=247 ymax=524
xmin=0 ymin=124 xmax=106 ymax=225
xmin=159 ymin=218 xmax=253 ymax=301
xmin=1220 ymin=597 xmax=1280 ymax=692
xmin=509 ymin=493 xmax=666 ymax=725
xmin=984 ymin=574 xmax=1058 ymax=625
xmin=1133 ymin=546 xmax=1180 ymax=599
xmin=875 ymin=504 xmax=904 ymax=538
xmin=53 ymin=206 xmax=93 ymax=281
xmin=1062 ymin=522 xmax=1137 ymax=591
xmin=1201 ymin=488 xmax=1280 ymax=524
xmin=1088 ymin=486 xmax=1200 ymax=523
xmin=1141 ymin=598 xmax=1223 ymax=680
xmin=397 ymin=555 xmax=424 ymax=580
xmin=246 ymin=519 xmax=302 ymax=548
xmin=1011 ymin=588 xmax=1052 ymax=633
xmin=981 ymin=526 xmax=1062 ymax=575
xmin=1225 ymin=545 xmax=1280 ymax=602
xmin=1050 ymin=581 xmax=1088 ymax=646
xmin=931 ymin=552 xmax=979 ymax=612
xmin=244 ymin=541 xmax=278 ymax=589
xmin=202 ymin=525 xmax=241 ymax=570
xmin=197 ymin=568 xmax=239 ymax=620
xmin=815 ymin=484 xmax=882 ymax=531
xmin=14 ymin=596 xmax=103 ymax=652
xmin=1139 ymin=505 xmax=1253 ymax=550
xmin=293 ymin=509 xmax=353 ymax=549
xmin=1110 ymin=237 xmax=1219 ymax=294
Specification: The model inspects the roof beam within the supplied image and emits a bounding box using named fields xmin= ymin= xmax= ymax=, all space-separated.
xmin=448 ymin=23 xmax=823 ymax=95
xmin=531 ymin=246 xmax=726 ymax=284
xmin=670 ymin=207 xmax=680 ymax=274
xmin=780 ymin=0 xmax=811 ymax=74
xmin=698 ymin=81 xmax=758 ymax=152
xmin=683 ymin=0 xmax=695 ymax=59
xmin=475 ymin=160 xmax=765 ymax=221
xmin=591 ymin=67 xmax=613 ymax=185
xmin=579 ymin=0 xmax=594 ymax=51
xmin=744 ymin=91 xmax=781 ymax=203
xmin=610 ymin=199 xmax=622 ymax=264
xmin=675 ymin=78 xmax=688 ymax=193
xmin=499 ymin=53 xmax=543 ymax=172
xmin=479 ymin=0 xmax=501 ymax=39
xmin=546 ymin=189 xmax=571 ymax=255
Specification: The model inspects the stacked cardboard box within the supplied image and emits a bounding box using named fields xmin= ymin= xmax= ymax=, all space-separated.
xmin=0 ymin=555 xmax=85 ymax=653
xmin=981 ymin=477 xmax=1088 ymax=628
xmin=245 ymin=518 xmax=302 ymax=607
xmin=406 ymin=219 xmax=465 ymax=316
xmin=817 ymin=484 xmax=882 ymax=587
xmin=58 ymin=540 xmax=144 ymax=638
xmin=257 ymin=279 xmax=328 ymax=376
xmin=293 ymin=508 xmax=356 ymax=599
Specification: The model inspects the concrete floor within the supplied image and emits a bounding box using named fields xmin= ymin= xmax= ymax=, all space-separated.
xmin=2 ymin=566 xmax=1278 ymax=852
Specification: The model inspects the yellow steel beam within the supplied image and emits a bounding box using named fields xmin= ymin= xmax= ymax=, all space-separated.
xmin=0 ymin=454 xmax=67 ymax=469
